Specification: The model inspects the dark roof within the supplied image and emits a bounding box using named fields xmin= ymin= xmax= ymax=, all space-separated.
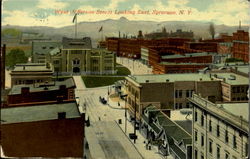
xmin=162 ymin=125 xmax=191 ymax=145
xmin=9 ymin=78 xmax=75 ymax=95
xmin=169 ymin=143 xmax=186 ymax=159
xmin=1 ymin=102 xmax=81 ymax=124
xmin=62 ymin=37 xmax=92 ymax=49
xmin=175 ymin=120 xmax=192 ymax=135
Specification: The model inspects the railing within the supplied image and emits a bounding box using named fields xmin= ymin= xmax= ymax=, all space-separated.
xmin=191 ymin=94 xmax=248 ymax=132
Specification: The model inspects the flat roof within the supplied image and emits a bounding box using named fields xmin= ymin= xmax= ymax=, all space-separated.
xmin=161 ymin=52 xmax=214 ymax=59
xmin=127 ymin=72 xmax=248 ymax=85
xmin=1 ymin=102 xmax=81 ymax=124
xmin=222 ymin=103 xmax=249 ymax=121
xmin=9 ymin=78 xmax=75 ymax=95
xmin=211 ymin=73 xmax=249 ymax=85
xmin=12 ymin=63 xmax=53 ymax=72
xmin=160 ymin=62 xmax=210 ymax=65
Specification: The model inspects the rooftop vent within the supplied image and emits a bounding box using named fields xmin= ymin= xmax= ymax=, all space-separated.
xmin=58 ymin=112 xmax=66 ymax=119
xmin=166 ymin=79 xmax=169 ymax=82
xmin=228 ymin=75 xmax=236 ymax=80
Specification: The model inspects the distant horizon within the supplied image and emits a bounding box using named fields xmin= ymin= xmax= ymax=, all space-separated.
xmin=2 ymin=17 xmax=249 ymax=29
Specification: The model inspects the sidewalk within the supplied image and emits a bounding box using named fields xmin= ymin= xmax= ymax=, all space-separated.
xmin=107 ymin=93 xmax=166 ymax=159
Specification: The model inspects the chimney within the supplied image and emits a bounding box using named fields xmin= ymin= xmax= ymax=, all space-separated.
xmin=58 ymin=112 xmax=66 ymax=119
xmin=119 ymin=31 xmax=121 ymax=38
xmin=239 ymin=20 xmax=241 ymax=29
xmin=166 ymin=79 xmax=169 ymax=82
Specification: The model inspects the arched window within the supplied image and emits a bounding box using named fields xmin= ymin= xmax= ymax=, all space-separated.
xmin=73 ymin=58 xmax=80 ymax=65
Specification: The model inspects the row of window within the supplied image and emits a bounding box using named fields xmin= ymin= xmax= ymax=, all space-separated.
xmin=42 ymin=46 xmax=54 ymax=49
xmin=175 ymin=90 xmax=193 ymax=98
xmin=232 ymin=86 xmax=248 ymax=93
xmin=174 ymin=102 xmax=192 ymax=109
xmin=195 ymin=113 xmax=238 ymax=149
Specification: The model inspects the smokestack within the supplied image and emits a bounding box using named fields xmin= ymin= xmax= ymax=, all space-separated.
xmin=239 ymin=20 xmax=241 ymax=29
xmin=119 ymin=31 xmax=121 ymax=38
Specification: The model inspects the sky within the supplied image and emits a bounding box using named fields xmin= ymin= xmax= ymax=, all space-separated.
xmin=2 ymin=0 xmax=250 ymax=27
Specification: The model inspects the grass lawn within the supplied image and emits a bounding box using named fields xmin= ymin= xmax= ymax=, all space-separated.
xmin=82 ymin=76 xmax=125 ymax=88
xmin=116 ymin=66 xmax=131 ymax=76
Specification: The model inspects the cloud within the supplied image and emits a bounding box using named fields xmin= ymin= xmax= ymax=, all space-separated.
xmin=37 ymin=0 xmax=68 ymax=9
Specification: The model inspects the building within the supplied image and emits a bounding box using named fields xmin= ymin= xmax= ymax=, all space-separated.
xmin=141 ymin=104 xmax=192 ymax=159
xmin=125 ymin=72 xmax=248 ymax=120
xmin=189 ymin=94 xmax=248 ymax=159
xmin=10 ymin=63 xmax=54 ymax=86
xmin=141 ymin=45 xmax=213 ymax=74
xmin=32 ymin=40 xmax=61 ymax=63
xmin=7 ymin=78 xmax=75 ymax=107
xmin=46 ymin=37 xmax=116 ymax=75
xmin=144 ymin=28 xmax=194 ymax=39
xmin=1 ymin=44 xmax=6 ymax=90
xmin=1 ymin=101 xmax=85 ymax=157
xmin=106 ymin=37 xmax=191 ymax=59
xmin=20 ymin=32 xmax=51 ymax=44
xmin=184 ymin=42 xmax=218 ymax=53
xmin=232 ymin=30 xmax=249 ymax=63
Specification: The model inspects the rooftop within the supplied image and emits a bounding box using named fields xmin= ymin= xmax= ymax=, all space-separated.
xmin=160 ymin=62 xmax=210 ymax=65
xmin=9 ymin=78 xmax=75 ymax=95
xmin=161 ymin=52 xmax=214 ymax=59
xmin=126 ymin=72 xmax=249 ymax=85
xmin=221 ymin=103 xmax=249 ymax=121
xmin=12 ymin=63 xmax=53 ymax=72
xmin=62 ymin=37 xmax=92 ymax=49
xmin=1 ymin=102 xmax=81 ymax=124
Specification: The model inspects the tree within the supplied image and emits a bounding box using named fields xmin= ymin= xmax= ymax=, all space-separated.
xmin=209 ymin=23 xmax=215 ymax=39
xmin=6 ymin=49 xmax=28 ymax=68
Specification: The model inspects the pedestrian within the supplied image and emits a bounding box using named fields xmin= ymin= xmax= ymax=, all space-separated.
xmin=98 ymin=117 xmax=101 ymax=121
xmin=118 ymin=101 xmax=120 ymax=106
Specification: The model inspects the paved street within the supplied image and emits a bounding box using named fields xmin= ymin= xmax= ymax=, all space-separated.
xmin=116 ymin=57 xmax=153 ymax=75
xmin=73 ymin=75 xmax=164 ymax=159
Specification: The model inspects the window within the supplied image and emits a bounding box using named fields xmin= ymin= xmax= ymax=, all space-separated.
xmin=195 ymin=130 xmax=198 ymax=142
xmin=225 ymin=130 xmax=229 ymax=143
xmin=179 ymin=103 xmax=182 ymax=109
xmin=225 ymin=151 xmax=230 ymax=159
xmin=201 ymin=114 xmax=204 ymax=126
xmin=217 ymin=145 xmax=220 ymax=159
xmin=175 ymin=90 xmax=182 ymax=98
xmin=209 ymin=140 xmax=213 ymax=153
xmin=186 ymin=102 xmax=190 ymax=108
xmin=186 ymin=90 xmax=193 ymax=97
xmin=217 ymin=125 xmax=220 ymax=137
xmin=195 ymin=111 xmax=197 ymax=122
xmin=194 ymin=149 xmax=198 ymax=159
xmin=209 ymin=120 xmax=212 ymax=132
xmin=233 ymin=135 xmax=237 ymax=149
xmin=201 ymin=153 xmax=204 ymax=159
xmin=201 ymin=134 xmax=204 ymax=146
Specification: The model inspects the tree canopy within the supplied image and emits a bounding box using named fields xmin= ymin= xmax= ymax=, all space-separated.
xmin=6 ymin=49 xmax=28 ymax=68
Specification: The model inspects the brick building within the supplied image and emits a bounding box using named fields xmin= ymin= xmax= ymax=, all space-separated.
xmin=141 ymin=46 xmax=213 ymax=74
xmin=7 ymin=78 xmax=76 ymax=107
xmin=1 ymin=101 xmax=85 ymax=157
xmin=106 ymin=37 xmax=191 ymax=59
xmin=144 ymin=28 xmax=194 ymax=39
xmin=232 ymin=30 xmax=249 ymax=63
xmin=184 ymin=42 xmax=218 ymax=53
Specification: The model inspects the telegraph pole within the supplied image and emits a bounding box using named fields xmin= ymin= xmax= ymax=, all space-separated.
xmin=134 ymin=93 xmax=136 ymax=144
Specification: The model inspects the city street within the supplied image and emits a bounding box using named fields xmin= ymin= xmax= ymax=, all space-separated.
xmin=73 ymin=76 xmax=164 ymax=159
xmin=116 ymin=57 xmax=153 ymax=75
